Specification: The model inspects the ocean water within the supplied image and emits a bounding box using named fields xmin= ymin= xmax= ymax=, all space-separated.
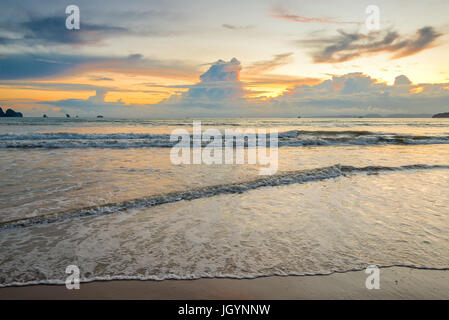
xmin=0 ymin=118 xmax=448 ymax=286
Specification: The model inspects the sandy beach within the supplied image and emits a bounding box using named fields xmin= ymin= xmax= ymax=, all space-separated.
xmin=0 ymin=267 xmax=448 ymax=300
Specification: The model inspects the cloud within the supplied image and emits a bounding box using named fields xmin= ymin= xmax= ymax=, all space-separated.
xmin=39 ymin=89 xmax=133 ymax=117
xmin=245 ymin=53 xmax=294 ymax=74
xmin=392 ymin=27 xmax=442 ymax=58
xmin=164 ymin=58 xmax=249 ymax=106
xmin=0 ymin=81 xmax=165 ymax=95
xmin=7 ymin=57 xmax=449 ymax=118
xmin=242 ymin=75 xmax=320 ymax=87
xmin=0 ymin=16 xmax=129 ymax=46
xmin=199 ymin=58 xmax=241 ymax=82
xmin=0 ymin=81 xmax=109 ymax=92
xmin=0 ymin=53 xmax=199 ymax=80
xmin=25 ymin=70 xmax=449 ymax=117
xmin=300 ymin=27 xmax=442 ymax=63
xmin=0 ymin=2 xmax=185 ymax=48
xmin=274 ymin=72 xmax=449 ymax=116
xmin=90 ymin=76 xmax=114 ymax=81
xmin=81 ymin=53 xmax=199 ymax=80
xmin=394 ymin=75 xmax=412 ymax=86
xmin=0 ymin=54 xmax=102 ymax=80
xmin=157 ymin=60 xmax=449 ymax=117
xmin=222 ymin=24 xmax=253 ymax=30
xmin=271 ymin=5 xmax=359 ymax=24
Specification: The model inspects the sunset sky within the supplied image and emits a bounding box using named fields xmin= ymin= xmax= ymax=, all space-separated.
xmin=1 ymin=0 xmax=449 ymax=117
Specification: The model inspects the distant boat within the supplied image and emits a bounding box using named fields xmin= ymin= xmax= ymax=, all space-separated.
xmin=97 ymin=115 xmax=104 ymax=118
xmin=297 ymin=116 xmax=301 ymax=118
xmin=43 ymin=114 xmax=47 ymax=118
xmin=66 ymin=114 xmax=70 ymax=118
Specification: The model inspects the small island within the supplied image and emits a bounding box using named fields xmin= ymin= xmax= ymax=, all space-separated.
xmin=0 ymin=107 xmax=23 ymax=117
xmin=432 ymin=112 xmax=449 ymax=118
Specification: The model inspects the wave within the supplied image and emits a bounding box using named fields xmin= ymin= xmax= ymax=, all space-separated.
xmin=278 ymin=130 xmax=449 ymax=146
xmin=289 ymin=130 xmax=376 ymax=136
xmin=0 ymin=132 xmax=168 ymax=141
xmin=1 ymin=163 xmax=448 ymax=231
xmin=1 ymin=131 xmax=449 ymax=148
xmin=1 ymin=264 xmax=449 ymax=288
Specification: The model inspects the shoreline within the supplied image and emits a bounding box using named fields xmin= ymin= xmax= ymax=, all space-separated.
xmin=1 ymin=267 xmax=448 ymax=299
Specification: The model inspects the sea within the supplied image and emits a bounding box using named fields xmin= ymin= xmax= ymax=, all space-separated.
xmin=0 ymin=117 xmax=448 ymax=286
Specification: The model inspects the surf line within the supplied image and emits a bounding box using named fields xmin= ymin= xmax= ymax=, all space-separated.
xmin=1 ymin=164 xmax=448 ymax=231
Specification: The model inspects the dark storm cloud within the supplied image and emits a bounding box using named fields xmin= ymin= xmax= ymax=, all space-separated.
xmin=300 ymin=27 xmax=442 ymax=63
xmin=0 ymin=54 xmax=99 ymax=80
xmin=0 ymin=16 xmax=129 ymax=46
xmin=396 ymin=27 xmax=441 ymax=58
xmin=0 ymin=53 xmax=199 ymax=80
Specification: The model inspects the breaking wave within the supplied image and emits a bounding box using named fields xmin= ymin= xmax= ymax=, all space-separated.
xmin=1 ymin=163 xmax=448 ymax=230
xmin=1 ymin=264 xmax=449 ymax=288
xmin=1 ymin=130 xmax=449 ymax=148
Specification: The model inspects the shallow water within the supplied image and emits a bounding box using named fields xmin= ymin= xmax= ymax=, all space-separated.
xmin=0 ymin=118 xmax=448 ymax=286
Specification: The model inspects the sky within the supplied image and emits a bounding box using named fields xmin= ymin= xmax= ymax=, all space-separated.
xmin=1 ymin=0 xmax=449 ymax=117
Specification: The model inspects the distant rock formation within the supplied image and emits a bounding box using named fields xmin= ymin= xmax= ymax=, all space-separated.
xmin=0 ymin=107 xmax=23 ymax=117
xmin=432 ymin=112 xmax=449 ymax=118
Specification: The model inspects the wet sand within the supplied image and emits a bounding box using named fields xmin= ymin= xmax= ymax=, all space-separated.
xmin=0 ymin=267 xmax=448 ymax=299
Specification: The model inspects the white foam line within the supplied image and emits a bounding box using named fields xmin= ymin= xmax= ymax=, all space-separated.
xmin=1 ymin=164 xmax=448 ymax=231
xmin=1 ymin=264 xmax=448 ymax=288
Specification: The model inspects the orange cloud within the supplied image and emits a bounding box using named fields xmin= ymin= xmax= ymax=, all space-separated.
xmin=409 ymin=86 xmax=424 ymax=93
xmin=271 ymin=5 xmax=359 ymax=24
